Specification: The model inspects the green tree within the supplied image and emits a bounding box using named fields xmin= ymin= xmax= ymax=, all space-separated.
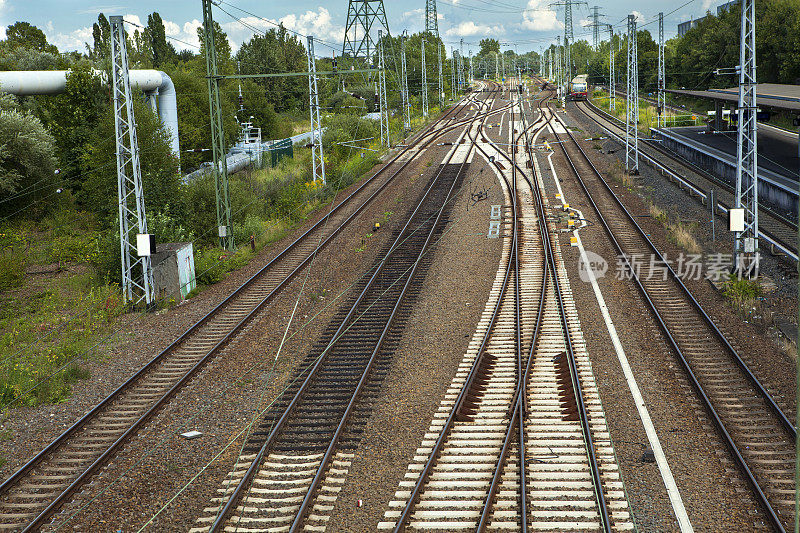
xmin=81 ymin=95 xmax=182 ymax=226
xmin=0 ymin=93 xmax=58 ymax=217
xmin=37 ymin=63 xmax=108 ymax=194
xmin=479 ymin=38 xmax=500 ymax=56
xmin=235 ymin=25 xmax=307 ymax=112
xmin=88 ymin=14 xmax=111 ymax=63
xmin=147 ymin=13 xmax=178 ymax=68
xmin=5 ymin=22 xmax=58 ymax=53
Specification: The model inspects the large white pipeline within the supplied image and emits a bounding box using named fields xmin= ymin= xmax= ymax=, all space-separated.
xmin=0 ymin=69 xmax=180 ymax=160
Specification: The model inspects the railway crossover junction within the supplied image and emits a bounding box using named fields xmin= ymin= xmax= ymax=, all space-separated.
xmin=0 ymin=81 xmax=796 ymax=532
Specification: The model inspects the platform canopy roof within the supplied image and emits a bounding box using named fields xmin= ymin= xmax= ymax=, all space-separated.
xmin=666 ymin=83 xmax=800 ymax=113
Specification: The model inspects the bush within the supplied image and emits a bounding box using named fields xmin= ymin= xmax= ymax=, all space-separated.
xmin=48 ymin=233 xmax=99 ymax=265
xmin=0 ymin=252 xmax=25 ymax=291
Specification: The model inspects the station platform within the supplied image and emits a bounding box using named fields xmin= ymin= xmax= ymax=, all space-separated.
xmin=652 ymin=125 xmax=799 ymax=217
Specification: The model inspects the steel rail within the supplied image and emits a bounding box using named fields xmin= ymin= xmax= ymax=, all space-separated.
xmin=210 ymin=82 xmax=505 ymax=533
xmin=519 ymin=91 xmax=614 ymax=533
xmin=288 ymin=113 xmax=474 ymax=533
xmin=576 ymin=98 xmax=798 ymax=262
xmin=548 ymin=106 xmax=792 ymax=532
xmin=3 ymin=86 xmax=507 ymax=533
xmin=391 ymin=82 xmax=522 ymax=533
xmin=475 ymin=89 xmax=525 ymax=533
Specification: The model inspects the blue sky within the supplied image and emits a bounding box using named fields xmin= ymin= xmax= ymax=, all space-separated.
xmin=0 ymin=0 xmax=731 ymax=54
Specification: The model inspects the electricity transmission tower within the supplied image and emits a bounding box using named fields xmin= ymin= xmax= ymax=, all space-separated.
xmin=342 ymin=0 xmax=390 ymax=66
xmin=588 ymin=6 xmax=604 ymax=50
xmin=626 ymin=14 xmax=639 ymax=174
xmin=608 ymin=24 xmax=615 ymax=110
xmin=378 ymin=30 xmax=389 ymax=146
xmin=425 ymin=0 xmax=439 ymax=35
xmin=658 ymin=12 xmax=666 ymax=127
xmin=202 ymin=0 xmax=233 ymax=250
xmin=306 ymin=36 xmax=326 ymax=185
xmin=421 ymin=38 xmax=429 ymax=117
xmin=400 ymin=32 xmax=411 ymax=132
xmin=734 ymin=0 xmax=759 ymax=275
xmin=110 ymin=16 xmax=153 ymax=305
xmin=551 ymin=0 xmax=586 ymax=86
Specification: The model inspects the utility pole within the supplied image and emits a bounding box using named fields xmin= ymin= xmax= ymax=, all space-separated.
xmin=425 ymin=0 xmax=439 ymax=35
xmin=377 ymin=29 xmax=389 ymax=147
xmin=658 ymin=12 xmax=666 ymax=128
xmin=459 ymin=38 xmax=464 ymax=88
xmin=469 ymin=50 xmax=473 ymax=85
xmin=438 ymin=42 xmax=444 ymax=106
xmin=421 ymin=38 xmax=429 ymax=117
xmin=202 ymin=0 xmax=233 ymax=250
xmin=608 ymin=24 xmax=615 ymax=111
xmin=734 ymin=0 xmax=759 ymax=276
xmin=110 ymin=15 xmax=153 ymax=306
xmin=306 ymin=36 xmax=326 ymax=185
xmin=626 ymin=14 xmax=639 ymax=174
xmin=501 ymin=52 xmax=506 ymax=82
xmin=400 ymin=31 xmax=411 ymax=132
xmin=451 ymin=51 xmax=456 ymax=99
xmin=495 ymin=52 xmax=500 ymax=82
xmin=342 ymin=0 xmax=390 ymax=69
xmin=556 ymin=36 xmax=563 ymax=104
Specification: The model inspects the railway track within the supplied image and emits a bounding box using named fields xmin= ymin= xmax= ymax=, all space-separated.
xmin=573 ymin=98 xmax=798 ymax=262
xmin=379 ymin=88 xmax=632 ymax=531
xmin=547 ymin=105 xmax=797 ymax=531
xmin=188 ymin=82 xmax=504 ymax=533
xmin=0 ymin=85 xmax=509 ymax=532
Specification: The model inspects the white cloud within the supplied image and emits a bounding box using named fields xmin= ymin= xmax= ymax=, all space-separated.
xmin=220 ymin=7 xmax=344 ymax=52
xmin=0 ymin=0 xmax=8 ymax=40
xmin=179 ymin=19 xmax=203 ymax=50
xmin=444 ymin=21 xmax=505 ymax=37
xmin=701 ymin=0 xmax=716 ymax=11
xmin=520 ymin=0 xmax=561 ymax=32
xmin=122 ymin=14 xmax=143 ymax=29
xmin=50 ymin=26 xmax=94 ymax=52
xmin=163 ymin=20 xmax=180 ymax=37
xmin=631 ymin=11 xmax=644 ymax=22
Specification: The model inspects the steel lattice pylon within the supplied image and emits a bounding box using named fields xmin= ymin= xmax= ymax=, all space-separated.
xmin=626 ymin=14 xmax=639 ymax=174
xmin=422 ymin=38 xmax=428 ymax=117
xmin=734 ymin=0 xmax=759 ymax=275
xmin=658 ymin=12 xmax=666 ymax=128
xmin=589 ymin=6 xmax=604 ymax=50
xmin=342 ymin=0 xmax=389 ymax=66
xmin=551 ymin=0 xmax=586 ymax=90
xmin=307 ymin=36 xmax=326 ymax=185
xmin=608 ymin=25 xmax=615 ymax=111
xmin=377 ymin=30 xmax=390 ymax=147
xmin=421 ymin=38 xmax=429 ymax=117
xmin=438 ymin=42 xmax=444 ymax=106
xmin=425 ymin=0 xmax=439 ymax=36
xmin=400 ymin=32 xmax=411 ymax=132
xmin=110 ymin=16 xmax=153 ymax=305
xmin=202 ymin=0 xmax=233 ymax=250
